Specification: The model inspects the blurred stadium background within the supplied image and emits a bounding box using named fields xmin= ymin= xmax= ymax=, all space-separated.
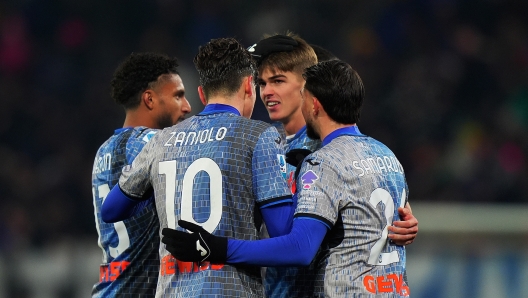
xmin=0 ymin=0 xmax=527 ymax=297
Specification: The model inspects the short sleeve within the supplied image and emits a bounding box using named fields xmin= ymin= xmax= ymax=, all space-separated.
xmin=252 ymin=126 xmax=292 ymax=207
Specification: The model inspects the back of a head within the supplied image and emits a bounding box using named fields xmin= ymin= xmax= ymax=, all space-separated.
xmin=111 ymin=52 xmax=179 ymax=110
xmin=303 ymin=60 xmax=365 ymax=124
xmin=309 ymin=44 xmax=338 ymax=62
xmin=194 ymin=37 xmax=255 ymax=99
xmin=258 ymin=33 xmax=317 ymax=76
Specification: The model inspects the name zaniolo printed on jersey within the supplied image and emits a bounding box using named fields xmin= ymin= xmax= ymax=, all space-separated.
xmin=300 ymin=170 xmax=318 ymax=189
xmin=352 ymin=155 xmax=404 ymax=177
xmin=164 ymin=126 xmax=227 ymax=147
xmin=277 ymin=154 xmax=287 ymax=179
xmin=142 ymin=131 xmax=157 ymax=142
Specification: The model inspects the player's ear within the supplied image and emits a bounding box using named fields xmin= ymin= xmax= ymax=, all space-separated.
xmin=198 ymin=86 xmax=207 ymax=106
xmin=244 ymin=76 xmax=254 ymax=97
xmin=312 ymin=96 xmax=321 ymax=116
xmin=142 ymin=90 xmax=155 ymax=110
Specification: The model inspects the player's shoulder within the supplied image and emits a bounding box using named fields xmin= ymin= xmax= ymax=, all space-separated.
xmin=235 ymin=117 xmax=279 ymax=136
xmin=128 ymin=127 xmax=159 ymax=143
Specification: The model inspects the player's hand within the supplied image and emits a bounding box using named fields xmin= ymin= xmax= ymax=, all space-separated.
xmin=247 ymin=35 xmax=298 ymax=61
xmin=388 ymin=206 xmax=418 ymax=246
xmin=162 ymin=220 xmax=228 ymax=263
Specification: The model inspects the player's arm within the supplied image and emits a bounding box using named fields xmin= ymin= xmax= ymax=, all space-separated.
xmin=101 ymin=139 xmax=155 ymax=223
xmin=161 ymin=217 xmax=328 ymax=266
xmin=101 ymin=184 xmax=152 ymax=223
xmin=259 ymin=199 xmax=295 ymax=236
xmin=252 ymin=126 xmax=296 ymax=237
xmin=388 ymin=202 xmax=418 ymax=245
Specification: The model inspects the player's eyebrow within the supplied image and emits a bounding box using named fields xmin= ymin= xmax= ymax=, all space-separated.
xmin=267 ymin=74 xmax=287 ymax=80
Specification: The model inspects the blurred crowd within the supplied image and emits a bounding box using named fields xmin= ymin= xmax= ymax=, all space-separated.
xmin=0 ymin=0 xmax=526 ymax=255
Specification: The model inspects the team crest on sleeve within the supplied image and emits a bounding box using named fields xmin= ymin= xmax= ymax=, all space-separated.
xmin=142 ymin=131 xmax=157 ymax=142
xmin=277 ymin=154 xmax=287 ymax=179
xmin=300 ymin=170 xmax=318 ymax=189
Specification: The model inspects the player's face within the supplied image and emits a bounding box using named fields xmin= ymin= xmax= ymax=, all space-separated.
xmin=258 ymin=67 xmax=304 ymax=125
xmin=153 ymin=74 xmax=191 ymax=129
xmin=301 ymin=87 xmax=320 ymax=140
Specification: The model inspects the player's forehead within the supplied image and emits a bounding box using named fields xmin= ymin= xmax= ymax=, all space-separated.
xmin=257 ymin=67 xmax=298 ymax=81
xmin=157 ymin=73 xmax=185 ymax=91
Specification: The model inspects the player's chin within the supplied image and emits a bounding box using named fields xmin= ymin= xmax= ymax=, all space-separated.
xmin=267 ymin=111 xmax=282 ymax=122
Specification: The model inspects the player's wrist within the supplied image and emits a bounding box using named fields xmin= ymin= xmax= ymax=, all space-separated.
xmin=208 ymin=236 xmax=228 ymax=264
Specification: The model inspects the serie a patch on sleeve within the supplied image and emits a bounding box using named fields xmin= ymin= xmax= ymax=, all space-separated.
xmin=142 ymin=131 xmax=157 ymax=142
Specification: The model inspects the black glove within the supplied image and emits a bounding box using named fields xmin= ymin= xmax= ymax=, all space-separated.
xmin=286 ymin=148 xmax=313 ymax=181
xmin=247 ymin=35 xmax=298 ymax=61
xmin=285 ymin=148 xmax=312 ymax=167
xmin=162 ymin=220 xmax=228 ymax=263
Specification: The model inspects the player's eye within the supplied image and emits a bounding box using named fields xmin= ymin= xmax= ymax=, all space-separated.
xmin=175 ymin=91 xmax=185 ymax=99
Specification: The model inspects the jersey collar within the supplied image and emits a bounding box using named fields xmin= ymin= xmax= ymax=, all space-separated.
xmin=114 ymin=127 xmax=133 ymax=134
xmin=322 ymin=125 xmax=363 ymax=147
xmin=199 ymin=103 xmax=241 ymax=116
xmin=287 ymin=125 xmax=307 ymax=144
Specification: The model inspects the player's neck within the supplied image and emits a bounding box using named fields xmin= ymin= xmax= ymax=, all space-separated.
xmin=282 ymin=111 xmax=306 ymax=136
xmin=206 ymin=98 xmax=241 ymax=114
xmin=319 ymin=121 xmax=356 ymax=141
xmin=123 ymin=112 xmax=155 ymax=129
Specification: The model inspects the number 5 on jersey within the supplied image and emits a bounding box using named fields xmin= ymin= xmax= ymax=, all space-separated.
xmin=93 ymin=184 xmax=131 ymax=263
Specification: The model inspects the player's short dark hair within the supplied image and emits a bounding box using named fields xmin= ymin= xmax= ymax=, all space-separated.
xmin=303 ymin=60 xmax=364 ymax=124
xmin=111 ymin=52 xmax=179 ymax=109
xmin=258 ymin=32 xmax=317 ymax=76
xmin=309 ymin=44 xmax=338 ymax=62
xmin=193 ymin=37 xmax=256 ymax=99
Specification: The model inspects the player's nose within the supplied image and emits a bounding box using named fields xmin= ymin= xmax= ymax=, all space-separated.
xmin=182 ymin=96 xmax=191 ymax=113
xmin=260 ymin=84 xmax=274 ymax=100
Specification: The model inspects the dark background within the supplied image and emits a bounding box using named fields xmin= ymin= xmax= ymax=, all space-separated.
xmin=0 ymin=0 xmax=526 ymax=296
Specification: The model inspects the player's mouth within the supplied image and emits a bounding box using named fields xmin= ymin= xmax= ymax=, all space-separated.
xmin=265 ymin=101 xmax=280 ymax=111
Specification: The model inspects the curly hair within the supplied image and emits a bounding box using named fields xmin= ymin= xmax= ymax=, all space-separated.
xmin=193 ymin=38 xmax=256 ymax=99
xmin=111 ymin=52 xmax=179 ymax=109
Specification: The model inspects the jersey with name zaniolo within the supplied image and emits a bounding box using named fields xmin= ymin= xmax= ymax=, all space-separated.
xmin=118 ymin=105 xmax=291 ymax=297
xmin=92 ymin=127 xmax=160 ymax=297
xmin=295 ymin=127 xmax=410 ymax=297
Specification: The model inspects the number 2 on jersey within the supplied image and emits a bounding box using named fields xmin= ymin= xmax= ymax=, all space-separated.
xmin=159 ymin=158 xmax=223 ymax=233
xmin=367 ymin=187 xmax=406 ymax=266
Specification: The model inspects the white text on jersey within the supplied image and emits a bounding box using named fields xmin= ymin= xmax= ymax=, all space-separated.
xmin=93 ymin=153 xmax=111 ymax=174
xmin=164 ymin=127 xmax=227 ymax=147
xmin=352 ymin=156 xmax=404 ymax=177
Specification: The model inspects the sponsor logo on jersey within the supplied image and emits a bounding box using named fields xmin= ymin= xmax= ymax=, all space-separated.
xmin=99 ymin=261 xmax=130 ymax=283
xmin=160 ymin=255 xmax=224 ymax=275
xmin=363 ymin=273 xmax=410 ymax=296
xmin=300 ymin=170 xmax=318 ymax=189
xmin=142 ymin=131 xmax=157 ymax=142
xmin=306 ymin=159 xmax=320 ymax=166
